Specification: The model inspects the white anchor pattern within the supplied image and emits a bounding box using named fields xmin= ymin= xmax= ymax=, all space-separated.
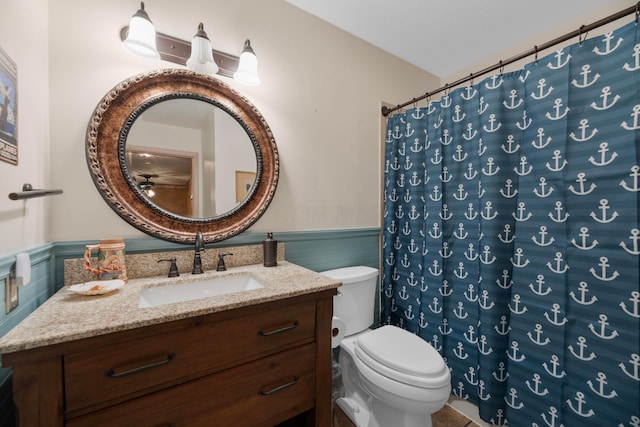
xmin=382 ymin=21 xmax=639 ymax=427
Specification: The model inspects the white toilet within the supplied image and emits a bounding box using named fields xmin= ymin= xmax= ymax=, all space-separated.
xmin=322 ymin=266 xmax=451 ymax=427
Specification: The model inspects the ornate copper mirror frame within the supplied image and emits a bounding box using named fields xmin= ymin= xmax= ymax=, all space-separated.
xmin=86 ymin=69 xmax=279 ymax=244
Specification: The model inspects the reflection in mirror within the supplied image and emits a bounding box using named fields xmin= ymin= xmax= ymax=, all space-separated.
xmin=128 ymin=149 xmax=195 ymax=216
xmin=125 ymin=98 xmax=257 ymax=219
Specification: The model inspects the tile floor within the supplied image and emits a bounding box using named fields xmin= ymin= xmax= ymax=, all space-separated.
xmin=333 ymin=404 xmax=481 ymax=427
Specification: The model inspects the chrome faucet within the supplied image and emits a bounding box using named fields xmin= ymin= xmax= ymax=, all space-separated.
xmin=192 ymin=231 xmax=205 ymax=274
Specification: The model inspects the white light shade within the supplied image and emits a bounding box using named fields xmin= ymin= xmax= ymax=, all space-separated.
xmin=186 ymin=23 xmax=219 ymax=75
xmin=122 ymin=2 xmax=160 ymax=60
xmin=234 ymin=39 xmax=261 ymax=86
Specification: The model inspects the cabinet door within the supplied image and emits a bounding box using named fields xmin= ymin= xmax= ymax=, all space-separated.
xmin=66 ymin=344 xmax=316 ymax=427
xmin=64 ymin=300 xmax=316 ymax=415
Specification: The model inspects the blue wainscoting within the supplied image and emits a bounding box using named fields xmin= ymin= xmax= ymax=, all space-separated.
xmin=0 ymin=244 xmax=55 ymax=427
xmin=0 ymin=228 xmax=380 ymax=427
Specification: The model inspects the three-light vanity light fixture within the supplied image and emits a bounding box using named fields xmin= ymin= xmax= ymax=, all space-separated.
xmin=120 ymin=2 xmax=261 ymax=86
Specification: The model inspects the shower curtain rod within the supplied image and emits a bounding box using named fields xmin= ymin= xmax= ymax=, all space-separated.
xmin=381 ymin=2 xmax=640 ymax=117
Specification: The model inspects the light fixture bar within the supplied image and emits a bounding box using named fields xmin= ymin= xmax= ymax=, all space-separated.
xmin=120 ymin=27 xmax=239 ymax=78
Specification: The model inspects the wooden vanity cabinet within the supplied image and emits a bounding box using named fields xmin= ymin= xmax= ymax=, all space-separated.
xmin=4 ymin=290 xmax=335 ymax=427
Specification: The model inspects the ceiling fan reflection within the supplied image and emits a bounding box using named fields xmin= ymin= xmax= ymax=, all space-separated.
xmin=138 ymin=174 xmax=158 ymax=197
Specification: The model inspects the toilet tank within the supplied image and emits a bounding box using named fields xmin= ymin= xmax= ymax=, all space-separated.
xmin=320 ymin=266 xmax=379 ymax=336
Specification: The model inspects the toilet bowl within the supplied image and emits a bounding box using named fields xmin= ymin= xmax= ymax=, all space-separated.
xmin=321 ymin=267 xmax=451 ymax=427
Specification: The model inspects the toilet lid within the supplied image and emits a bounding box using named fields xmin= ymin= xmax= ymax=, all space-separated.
xmin=355 ymin=325 xmax=450 ymax=388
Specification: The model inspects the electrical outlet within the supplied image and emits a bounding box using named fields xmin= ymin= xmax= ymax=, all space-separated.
xmin=5 ymin=276 xmax=19 ymax=313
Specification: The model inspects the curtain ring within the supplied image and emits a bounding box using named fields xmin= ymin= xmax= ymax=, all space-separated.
xmin=534 ymin=45 xmax=539 ymax=63
xmin=578 ymin=25 xmax=588 ymax=46
xmin=468 ymin=73 xmax=474 ymax=87
xmin=499 ymin=60 xmax=504 ymax=75
xmin=635 ymin=1 xmax=639 ymax=24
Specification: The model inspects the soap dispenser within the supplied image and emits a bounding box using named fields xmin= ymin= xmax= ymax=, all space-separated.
xmin=263 ymin=232 xmax=277 ymax=267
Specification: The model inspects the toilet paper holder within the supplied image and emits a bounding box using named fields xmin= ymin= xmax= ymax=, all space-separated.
xmin=331 ymin=316 xmax=346 ymax=349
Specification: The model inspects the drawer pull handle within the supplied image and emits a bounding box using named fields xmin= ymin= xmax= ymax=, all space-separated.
xmin=106 ymin=353 xmax=175 ymax=378
xmin=259 ymin=376 xmax=299 ymax=395
xmin=258 ymin=321 xmax=299 ymax=336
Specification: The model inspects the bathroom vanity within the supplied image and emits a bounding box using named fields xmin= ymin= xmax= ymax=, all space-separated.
xmin=0 ymin=262 xmax=339 ymax=426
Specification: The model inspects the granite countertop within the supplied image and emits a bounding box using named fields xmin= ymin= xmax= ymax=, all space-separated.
xmin=0 ymin=262 xmax=340 ymax=355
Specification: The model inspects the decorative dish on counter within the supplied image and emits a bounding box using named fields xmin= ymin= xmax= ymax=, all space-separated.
xmin=68 ymin=279 xmax=125 ymax=296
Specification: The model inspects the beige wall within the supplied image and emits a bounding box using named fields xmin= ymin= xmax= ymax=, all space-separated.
xmin=45 ymin=0 xmax=438 ymax=242
xmin=0 ymin=0 xmax=49 ymax=257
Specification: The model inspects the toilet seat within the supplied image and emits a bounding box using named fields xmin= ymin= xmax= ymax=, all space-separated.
xmin=355 ymin=326 xmax=450 ymax=389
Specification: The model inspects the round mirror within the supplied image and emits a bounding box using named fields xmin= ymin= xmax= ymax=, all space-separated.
xmin=86 ymin=69 xmax=279 ymax=244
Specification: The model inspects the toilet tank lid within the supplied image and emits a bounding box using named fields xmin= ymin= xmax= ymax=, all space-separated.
xmin=319 ymin=266 xmax=378 ymax=284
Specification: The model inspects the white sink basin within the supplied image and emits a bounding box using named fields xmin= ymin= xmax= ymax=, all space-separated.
xmin=138 ymin=275 xmax=264 ymax=308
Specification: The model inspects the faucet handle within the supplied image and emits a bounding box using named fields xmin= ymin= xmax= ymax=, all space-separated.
xmin=158 ymin=258 xmax=180 ymax=277
xmin=216 ymin=253 xmax=233 ymax=272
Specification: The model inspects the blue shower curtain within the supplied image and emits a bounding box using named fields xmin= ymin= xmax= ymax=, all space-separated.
xmin=382 ymin=20 xmax=639 ymax=426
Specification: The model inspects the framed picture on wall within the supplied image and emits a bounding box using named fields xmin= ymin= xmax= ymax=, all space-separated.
xmin=0 ymin=46 xmax=17 ymax=166
xmin=235 ymin=170 xmax=256 ymax=203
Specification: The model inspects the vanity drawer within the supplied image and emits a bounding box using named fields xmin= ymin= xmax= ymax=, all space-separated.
xmin=64 ymin=300 xmax=316 ymax=414
xmin=66 ymin=343 xmax=316 ymax=427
